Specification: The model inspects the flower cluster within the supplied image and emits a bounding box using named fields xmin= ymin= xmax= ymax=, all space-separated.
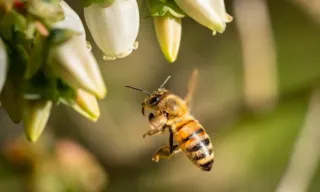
xmin=84 ymin=0 xmax=232 ymax=62
xmin=0 ymin=0 xmax=106 ymax=142
xmin=0 ymin=0 xmax=232 ymax=142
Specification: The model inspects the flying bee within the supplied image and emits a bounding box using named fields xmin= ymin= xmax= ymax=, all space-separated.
xmin=125 ymin=69 xmax=214 ymax=171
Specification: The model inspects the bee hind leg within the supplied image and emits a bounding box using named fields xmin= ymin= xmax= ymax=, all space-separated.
xmin=152 ymin=145 xmax=181 ymax=162
xmin=152 ymin=132 xmax=181 ymax=162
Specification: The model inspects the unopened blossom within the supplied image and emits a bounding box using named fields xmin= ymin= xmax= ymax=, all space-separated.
xmin=23 ymin=100 xmax=52 ymax=143
xmin=53 ymin=1 xmax=85 ymax=36
xmin=175 ymin=0 xmax=233 ymax=35
xmin=84 ymin=0 xmax=139 ymax=60
xmin=153 ymin=15 xmax=182 ymax=63
xmin=68 ymin=89 xmax=100 ymax=122
xmin=147 ymin=0 xmax=184 ymax=63
xmin=53 ymin=1 xmax=90 ymax=49
xmin=51 ymin=33 xmax=107 ymax=99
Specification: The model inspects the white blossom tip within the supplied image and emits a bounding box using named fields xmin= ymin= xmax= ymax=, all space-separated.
xmin=84 ymin=0 xmax=140 ymax=60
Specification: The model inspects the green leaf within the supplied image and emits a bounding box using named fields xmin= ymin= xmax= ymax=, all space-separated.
xmin=147 ymin=0 xmax=185 ymax=18
xmin=6 ymin=42 xmax=28 ymax=75
xmin=83 ymin=0 xmax=115 ymax=7
xmin=23 ymin=71 xmax=59 ymax=102
xmin=0 ymin=10 xmax=27 ymax=41
xmin=0 ymin=77 xmax=25 ymax=123
xmin=48 ymin=28 xmax=74 ymax=47
xmin=0 ymin=41 xmax=26 ymax=124
xmin=11 ymin=25 xmax=34 ymax=52
xmin=24 ymin=16 xmax=38 ymax=40
xmin=25 ymin=34 xmax=49 ymax=79
xmin=56 ymin=78 xmax=77 ymax=105
xmin=23 ymin=70 xmax=77 ymax=104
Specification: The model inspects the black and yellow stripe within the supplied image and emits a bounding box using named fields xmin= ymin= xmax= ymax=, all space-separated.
xmin=174 ymin=119 xmax=214 ymax=171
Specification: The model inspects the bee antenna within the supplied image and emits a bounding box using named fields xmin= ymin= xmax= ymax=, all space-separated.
xmin=125 ymin=86 xmax=151 ymax=95
xmin=160 ymin=76 xmax=171 ymax=88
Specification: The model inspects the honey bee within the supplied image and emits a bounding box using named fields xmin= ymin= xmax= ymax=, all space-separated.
xmin=125 ymin=69 xmax=214 ymax=171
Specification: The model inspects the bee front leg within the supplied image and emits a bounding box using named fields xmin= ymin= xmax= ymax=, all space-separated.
xmin=152 ymin=132 xmax=181 ymax=162
xmin=142 ymin=113 xmax=167 ymax=138
xmin=142 ymin=128 xmax=164 ymax=138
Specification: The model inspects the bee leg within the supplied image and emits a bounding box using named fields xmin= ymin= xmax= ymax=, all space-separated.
xmin=152 ymin=145 xmax=181 ymax=162
xmin=142 ymin=128 xmax=164 ymax=138
xmin=152 ymin=132 xmax=181 ymax=162
xmin=169 ymin=131 xmax=174 ymax=153
xmin=142 ymin=113 xmax=167 ymax=138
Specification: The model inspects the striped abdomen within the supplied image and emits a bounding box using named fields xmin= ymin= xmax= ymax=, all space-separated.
xmin=174 ymin=119 xmax=214 ymax=171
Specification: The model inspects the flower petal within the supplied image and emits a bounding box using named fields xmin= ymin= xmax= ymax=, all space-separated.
xmin=52 ymin=35 xmax=107 ymax=99
xmin=84 ymin=0 xmax=140 ymax=60
xmin=53 ymin=1 xmax=86 ymax=42
xmin=175 ymin=0 xmax=231 ymax=34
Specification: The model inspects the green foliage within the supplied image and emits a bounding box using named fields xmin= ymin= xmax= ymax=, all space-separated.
xmin=147 ymin=0 xmax=185 ymax=18
xmin=0 ymin=1 xmax=83 ymax=124
xmin=0 ymin=10 xmax=27 ymax=41
xmin=83 ymin=0 xmax=115 ymax=7
xmin=47 ymin=28 xmax=74 ymax=47
xmin=25 ymin=35 xmax=48 ymax=79
xmin=27 ymin=0 xmax=64 ymax=25
xmin=23 ymin=71 xmax=76 ymax=105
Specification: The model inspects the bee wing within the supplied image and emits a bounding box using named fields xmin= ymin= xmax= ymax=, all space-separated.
xmin=184 ymin=68 xmax=199 ymax=108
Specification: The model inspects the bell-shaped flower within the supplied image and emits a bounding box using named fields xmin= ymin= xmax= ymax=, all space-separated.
xmin=175 ymin=0 xmax=232 ymax=35
xmin=66 ymin=89 xmax=100 ymax=122
xmin=148 ymin=0 xmax=184 ymax=63
xmin=154 ymin=16 xmax=181 ymax=63
xmin=23 ymin=100 xmax=52 ymax=143
xmin=53 ymin=1 xmax=85 ymax=36
xmin=50 ymin=30 xmax=107 ymax=99
xmin=0 ymin=37 xmax=8 ymax=94
xmin=84 ymin=0 xmax=139 ymax=60
xmin=53 ymin=1 xmax=91 ymax=50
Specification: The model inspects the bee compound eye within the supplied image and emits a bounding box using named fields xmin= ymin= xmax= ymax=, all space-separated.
xmin=149 ymin=96 xmax=160 ymax=105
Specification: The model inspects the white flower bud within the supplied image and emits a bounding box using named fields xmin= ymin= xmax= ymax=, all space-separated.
xmin=52 ymin=35 xmax=107 ymax=99
xmin=70 ymin=89 xmax=100 ymax=122
xmin=53 ymin=0 xmax=89 ymax=49
xmin=0 ymin=37 xmax=8 ymax=95
xmin=24 ymin=100 xmax=52 ymax=143
xmin=153 ymin=15 xmax=182 ymax=63
xmin=84 ymin=0 xmax=140 ymax=60
xmin=175 ymin=0 xmax=232 ymax=34
xmin=53 ymin=1 xmax=86 ymax=38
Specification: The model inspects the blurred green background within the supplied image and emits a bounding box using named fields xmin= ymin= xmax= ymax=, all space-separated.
xmin=1 ymin=0 xmax=320 ymax=191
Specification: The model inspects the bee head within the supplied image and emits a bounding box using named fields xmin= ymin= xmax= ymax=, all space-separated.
xmin=125 ymin=76 xmax=172 ymax=116
xmin=139 ymin=89 xmax=170 ymax=115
